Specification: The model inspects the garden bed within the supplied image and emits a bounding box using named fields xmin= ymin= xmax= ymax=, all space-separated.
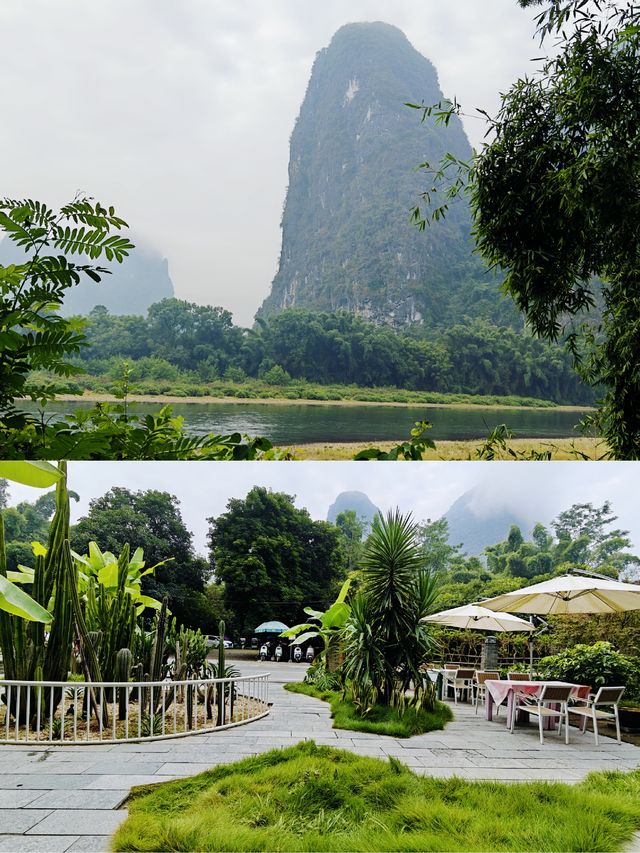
xmin=112 ymin=741 xmax=640 ymax=852
xmin=284 ymin=682 xmax=452 ymax=737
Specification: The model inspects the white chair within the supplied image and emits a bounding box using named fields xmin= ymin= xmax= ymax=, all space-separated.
xmin=451 ymin=668 xmax=475 ymax=704
xmin=570 ymin=686 xmax=625 ymax=745
xmin=510 ymin=684 xmax=573 ymax=744
xmin=473 ymin=671 xmax=500 ymax=715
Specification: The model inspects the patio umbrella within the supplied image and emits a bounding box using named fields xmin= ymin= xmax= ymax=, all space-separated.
xmin=481 ymin=574 xmax=640 ymax=616
xmin=254 ymin=620 xmax=290 ymax=633
xmin=422 ymin=603 xmax=534 ymax=633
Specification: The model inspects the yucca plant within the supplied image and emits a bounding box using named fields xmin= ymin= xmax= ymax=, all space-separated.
xmin=342 ymin=510 xmax=440 ymax=712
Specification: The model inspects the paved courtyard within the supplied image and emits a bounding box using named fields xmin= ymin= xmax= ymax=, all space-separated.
xmin=1 ymin=661 xmax=639 ymax=852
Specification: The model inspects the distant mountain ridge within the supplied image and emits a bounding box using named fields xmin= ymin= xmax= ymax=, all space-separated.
xmin=443 ymin=487 xmax=532 ymax=556
xmin=259 ymin=22 xmax=514 ymax=329
xmin=0 ymin=238 xmax=174 ymax=316
xmin=327 ymin=491 xmax=380 ymax=533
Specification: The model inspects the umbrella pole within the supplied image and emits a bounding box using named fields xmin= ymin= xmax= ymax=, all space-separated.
xmin=529 ymin=617 xmax=534 ymax=677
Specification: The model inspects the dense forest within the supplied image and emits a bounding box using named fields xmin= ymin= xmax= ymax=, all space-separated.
xmin=67 ymin=299 xmax=594 ymax=405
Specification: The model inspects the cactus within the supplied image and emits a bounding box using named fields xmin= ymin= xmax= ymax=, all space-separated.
xmin=217 ymin=620 xmax=226 ymax=726
xmin=115 ymin=648 xmax=133 ymax=720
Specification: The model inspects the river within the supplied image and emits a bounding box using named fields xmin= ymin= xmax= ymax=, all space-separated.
xmin=17 ymin=399 xmax=589 ymax=446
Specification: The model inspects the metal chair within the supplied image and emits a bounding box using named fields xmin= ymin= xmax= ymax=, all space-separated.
xmin=510 ymin=684 xmax=573 ymax=744
xmin=473 ymin=671 xmax=500 ymax=715
xmin=451 ymin=669 xmax=476 ymax=704
xmin=570 ymin=686 xmax=625 ymax=745
xmin=508 ymin=672 xmax=531 ymax=681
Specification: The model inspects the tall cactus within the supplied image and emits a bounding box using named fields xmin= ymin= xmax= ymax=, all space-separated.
xmin=217 ymin=619 xmax=226 ymax=726
xmin=115 ymin=648 xmax=132 ymax=720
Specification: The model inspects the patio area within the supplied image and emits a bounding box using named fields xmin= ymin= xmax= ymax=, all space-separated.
xmin=0 ymin=662 xmax=639 ymax=852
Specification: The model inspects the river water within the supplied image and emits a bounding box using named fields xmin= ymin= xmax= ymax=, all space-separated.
xmin=17 ymin=399 xmax=588 ymax=446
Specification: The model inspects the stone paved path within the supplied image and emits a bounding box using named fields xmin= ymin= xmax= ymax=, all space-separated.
xmin=1 ymin=664 xmax=638 ymax=851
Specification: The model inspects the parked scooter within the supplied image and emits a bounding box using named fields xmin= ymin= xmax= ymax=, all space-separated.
xmin=275 ymin=644 xmax=283 ymax=662
xmin=292 ymin=645 xmax=303 ymax=663
xmin=305 ymin=646 xmax=315 ymax=663
xmin=259 ymin=643 xmax=269 ymax=662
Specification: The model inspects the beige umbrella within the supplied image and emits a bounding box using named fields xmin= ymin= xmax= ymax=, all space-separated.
xmin=481 ymin=574 xmax=640 ymax=616
xmin=423 ymin=603 xmax=534 ymax=632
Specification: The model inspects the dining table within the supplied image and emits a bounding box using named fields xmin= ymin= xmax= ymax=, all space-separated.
xmin=484 ymin=679 xmax=591 ymax=730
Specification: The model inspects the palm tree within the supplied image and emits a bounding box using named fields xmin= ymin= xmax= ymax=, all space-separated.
xmin=342 ymin=510 xmax=440 ymax=712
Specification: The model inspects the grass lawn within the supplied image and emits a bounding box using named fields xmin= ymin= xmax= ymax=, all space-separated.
xmin=283 ymin=682 xmax=453 ymax=737
xmin=112 ymin=741 xmax=640 ymax=852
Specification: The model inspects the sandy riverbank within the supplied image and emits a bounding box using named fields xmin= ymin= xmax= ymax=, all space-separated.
xmin=51 ymin=392 xmax=593 ymax=413
xmin=286 ymin=436 xmax=606 ymax=460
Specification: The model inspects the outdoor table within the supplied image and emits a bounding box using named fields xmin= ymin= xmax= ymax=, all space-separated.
xmin=484 ymin=679 xmax=590 ymax=730
xmin=425 ymin=669 xmax=444 ymax=700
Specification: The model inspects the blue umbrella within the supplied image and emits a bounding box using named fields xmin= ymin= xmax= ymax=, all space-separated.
xmin=254 ymin=620 xmax=290 ymax=633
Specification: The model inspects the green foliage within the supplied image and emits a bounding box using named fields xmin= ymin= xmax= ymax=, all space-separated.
xmin=538 ymin=642 xmax=640 ymax=695
xmin=0 ymin=195 xmax=133 ymax=415
xmin=303 ymin=663 xmax=342 ymax=693
xmin=71 ymin=305 xmax=592 ymax=405
xmin=2 ymin=398 xmax=278 ymax=460
xmin=416 ymin=2 xmax=640 ymax=457
xmin=208 ymin=487 xmax=345 ymax=635
xmin=112 ymin=741 xmax=640 ymax=853
xmin=72 ymin=487 xmax=211 ymax=629
xmin=342 ymin=511 xmax=440 ymax=711
xmin=281 ymin=578 xmax=352 ymax=670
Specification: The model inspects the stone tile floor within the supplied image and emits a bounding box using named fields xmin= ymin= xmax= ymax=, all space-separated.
xmin=1 ymin=667 xmax=638 ymax=852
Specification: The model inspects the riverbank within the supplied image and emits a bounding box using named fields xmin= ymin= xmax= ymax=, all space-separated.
xmin=288 ymin=436 xmax=607 ymax=460
xmin=52 ymin=391 xmax=593 ymax=413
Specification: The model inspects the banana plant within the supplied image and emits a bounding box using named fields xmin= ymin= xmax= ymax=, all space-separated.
xmin=72 ymin=542 xmax=165 ymax=616
xmin=281 ymin=578 xmax=352 ymax=669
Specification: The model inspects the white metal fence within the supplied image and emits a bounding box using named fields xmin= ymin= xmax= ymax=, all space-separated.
xmin=0 ymin=673 xmax=270 ymax=745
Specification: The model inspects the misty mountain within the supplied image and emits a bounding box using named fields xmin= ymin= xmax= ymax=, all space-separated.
xmin=0 ymin=238 xmax=174 ymax=316
xmin=259 ymin=21 xmax=514 ymax=329
xmin=444 ymin=487 xmax=532 ymax=557
xmin=327 ymin=490 xmax=380 ymax=533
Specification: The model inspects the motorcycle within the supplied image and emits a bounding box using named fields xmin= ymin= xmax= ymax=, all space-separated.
xmin=305 ymin=646 xmax=315 ymax=663
xmin=259 ymin=643 xmax=268 ymax=662
xmin=275 ymin=644 xmax=283 ymax=662
xmin=292 ymin=645 xmax=303 ymax=663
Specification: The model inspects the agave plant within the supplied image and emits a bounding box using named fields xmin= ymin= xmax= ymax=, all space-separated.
xmin=342 ymin=510 xmax=440 ymax=712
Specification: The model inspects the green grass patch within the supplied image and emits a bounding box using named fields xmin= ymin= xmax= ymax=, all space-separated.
xmin=283 ymin=682 xmax=453 ymax=737
xmin=112 ymin=740 xmax=640 ymax=852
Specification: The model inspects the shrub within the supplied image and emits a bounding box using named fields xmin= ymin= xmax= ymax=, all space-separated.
xmin=538 ymin=642 xmax=640 ymax=693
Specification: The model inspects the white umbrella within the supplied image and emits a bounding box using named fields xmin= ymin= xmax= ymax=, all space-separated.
xmin=422 ymin=603 xmax=534 ymax=632
xmin=481 ymin=574 xmax=640 ymax=616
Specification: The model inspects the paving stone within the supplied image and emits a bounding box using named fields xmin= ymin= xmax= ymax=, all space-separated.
xmin=29 ymin=790 xmax=128 ymax=810
xmin=157 ymin=762 xmax=216 ymax=776
xmin=67 ymin=837 xmax=111 ymax=852
xmin=0 ymin=809 xmax=52 ymax=833
xmin=0 ymin=775 xmax=97 ymax=790
xmin=0 ymin=790 xmax=43 ymax=808
xmin=27 ymin=809 xmax=126 ymax=836
xmin=0 ymin=836 xmax=78 ymax=851
xmin=85 ymin=775 xmax=171 ymax=790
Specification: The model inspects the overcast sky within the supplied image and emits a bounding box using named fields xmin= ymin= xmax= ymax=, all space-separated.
xmin=0 ymin=1 xmax=542 ymax=325
xmin=6 ymin=462 xmax=639 ymax=558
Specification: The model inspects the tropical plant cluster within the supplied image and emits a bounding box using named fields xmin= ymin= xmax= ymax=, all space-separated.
xmin=0 ymin=464 xmax=226 ymax=736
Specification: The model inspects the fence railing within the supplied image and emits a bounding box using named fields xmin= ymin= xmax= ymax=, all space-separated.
xmin=0 ymin=673 xmax=270 ymax=745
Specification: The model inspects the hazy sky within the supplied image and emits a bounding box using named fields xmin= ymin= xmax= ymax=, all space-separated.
xmin=6 ymin=462 xmax=639 ymax=558
xmin=0 ymin=1 xmax=542 ymax=325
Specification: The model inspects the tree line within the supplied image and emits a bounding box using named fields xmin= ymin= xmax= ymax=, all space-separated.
xmin=5 ymin=481 xmax=635 ymax=643
xmin=72 ymin=300 xmax=594 ymax=404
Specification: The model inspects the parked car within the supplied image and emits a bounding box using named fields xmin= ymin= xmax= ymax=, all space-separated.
xmin=206 ymin=636 xmax=233 ymax=649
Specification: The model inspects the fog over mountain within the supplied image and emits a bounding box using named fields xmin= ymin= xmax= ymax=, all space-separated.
xmin=260 ymin=22 xmax=513 ymax=329
xmin=0 ymin=238 xmax=174 ymax=316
